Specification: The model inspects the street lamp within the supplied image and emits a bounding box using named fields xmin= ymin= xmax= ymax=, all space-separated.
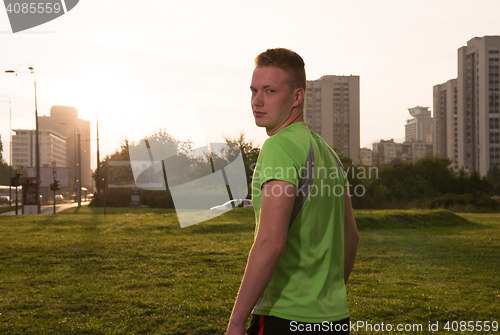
xmin=96 ymin=108 xmax=100 ymax=195
xmin=76 ymin=127 xmax=81 ymax=207
xmin=0 ymin=96 xmax=12 ymax=206
xmin=5 ymin=64 xmax=40 ymax=214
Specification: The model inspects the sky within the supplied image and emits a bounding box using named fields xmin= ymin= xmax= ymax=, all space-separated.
xmin=0 ymin=0 xmax=499 ymax=170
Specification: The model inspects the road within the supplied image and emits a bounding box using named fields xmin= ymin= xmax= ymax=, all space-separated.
xmin=0 ymin=202 xmax=90 ymax=216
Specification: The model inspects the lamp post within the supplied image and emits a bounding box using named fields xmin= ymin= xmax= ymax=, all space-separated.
xmin=5 ymin=64 xmax=40 ymax=214
xmin=96 ymin=108 xmax=100 ymax=194
xmin=76 ymin=128 xmax=81 ymax=207
xmin=0 ymin=96 xmax=12 ymax=206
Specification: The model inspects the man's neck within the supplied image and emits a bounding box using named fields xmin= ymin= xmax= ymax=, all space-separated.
xmin=266 ymin=109 xmax=304 ymax=136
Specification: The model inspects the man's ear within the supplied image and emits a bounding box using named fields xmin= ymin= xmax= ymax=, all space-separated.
xmin=292 ymin=88 xmax=305 ymax=107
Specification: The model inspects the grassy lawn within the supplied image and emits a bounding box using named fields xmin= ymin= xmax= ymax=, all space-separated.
xmin=0 ymin=205 xmax=18 ymax=215
xmin=0 ymin=208 xmax=498 ymax=334
xmin=350 ymin=211 xmax=500 ymax=334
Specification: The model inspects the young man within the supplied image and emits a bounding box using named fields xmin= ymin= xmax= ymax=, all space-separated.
xmin=226 ymin=48 xmax=359 ymax=335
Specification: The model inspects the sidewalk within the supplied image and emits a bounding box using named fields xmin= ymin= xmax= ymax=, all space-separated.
xmin=0 ymin=202 xmax=90 ymax=216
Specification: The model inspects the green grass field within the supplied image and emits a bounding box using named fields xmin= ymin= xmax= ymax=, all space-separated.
xmin=0 ymin=208 xmax=498 ymax=334
xmin=0 ymin=205 xmax=17 ymax=214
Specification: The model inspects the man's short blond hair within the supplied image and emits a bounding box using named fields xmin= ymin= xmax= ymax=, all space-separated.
xmin=255 ymin=48 xmax=306 ymax=90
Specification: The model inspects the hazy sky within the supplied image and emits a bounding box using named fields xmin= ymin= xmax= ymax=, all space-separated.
xmin=1 ymin=0 xmax=499 ymax=169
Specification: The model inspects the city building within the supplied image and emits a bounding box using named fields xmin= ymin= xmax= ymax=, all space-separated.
xmin=404 ymin=106 xmax=433 ymax=143
xmin=407 ymin=139 xmax=434 ymax=163
xmin=371 ymin=139 xmax=432 ymax=165
xmin=456 ymin=36 xmax=500 ymax=176
xmin=38 ymin=106 xmax=92 ymax=191
xmin=12 ymin=129 xmax=66 ymax=168
xmin=304 ymin=75 xmax=360 ymax=162
xmin=359 ymin=148 xmax=373 ymax=166
xmin=372 ymin=139 xmax=408 ymax=164
xmin=433 ymin=79 xmax=459 ymax=171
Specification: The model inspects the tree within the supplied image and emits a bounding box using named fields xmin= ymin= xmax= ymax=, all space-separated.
xmin=222 ymin=132 xmax=260 ymax=188
xmin=91 ymin=130 xmax=262 ymax=208
xmin=0 ymin=135 xmax=11 ymax=185
xmin=0 ymin=134 xmax=3 ymax=162
xmin=0 ymin=161 xmax=9 ymax=185
xmin=354 ymin=156 xmax=496 ymax=210
xmin=413 ymin=156 xmax=456 ymax=196
xmin=90 ymin=139 xmax=133 ymax=207
xmin=487 ymin=164 xmax=500 ymax=195
xmin=91 ymin=130 xmax=195 ymax=208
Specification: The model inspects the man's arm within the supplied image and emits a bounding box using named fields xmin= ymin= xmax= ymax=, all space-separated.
xmin=344 ymin=186 xmax=359 ymax=284
xmin=226 ymin=180 xmax=295 ymax=335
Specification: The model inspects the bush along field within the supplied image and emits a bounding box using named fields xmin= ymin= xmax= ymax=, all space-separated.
xmin=343 ymin=156 xmax=500 ymax=212
xmin=0 ymin=208 xmax=498 ymax=334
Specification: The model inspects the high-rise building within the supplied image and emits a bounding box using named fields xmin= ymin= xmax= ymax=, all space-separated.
xmin=433 ymin=79 xmax=459 ymax=171
xmin=433 ymin=36 xmax=500 ymax=176
xmin=38 ymin=106 xmax=92 ymax=191
xmin=304 ymin=75 xmax=360 ymax=161
xmin=404 ymin=106 xmax=433 ymax=143
xmin=12 ymin=129 xmax=66 ymax=169
xmin=457 ymin=36 xmax=500 ymax=175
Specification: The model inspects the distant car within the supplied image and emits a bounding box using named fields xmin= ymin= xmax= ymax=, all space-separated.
xmin=55 ymin=195 xmax=64 ymax=202
xmin=0 ymin=196 xmax=10 ymax=204
xmin=210 ymin=199 xmax=253 ymax=210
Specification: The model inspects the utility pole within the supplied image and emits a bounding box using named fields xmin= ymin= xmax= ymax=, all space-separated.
xmin=96 ymin=109 xmax=100 ymax=194
xmin=33 ymin=68 xmax=40 ymax=213
xmin=4 ymin=64 xmax=39 ymax=213
xmin=103 ymin=177 xmax=106 ymax=215
xmin=50 ymin=178 xmax=60 ymax=214
xmin=77 ymin=130 xmax=81 ymax=207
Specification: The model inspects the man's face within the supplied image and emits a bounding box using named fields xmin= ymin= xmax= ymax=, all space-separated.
xmin=250 ymin=66 xmax=297 ymax=131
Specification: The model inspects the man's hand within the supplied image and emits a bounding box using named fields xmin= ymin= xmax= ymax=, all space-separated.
xmin=225 ymin=321 xmax=246 ymax=335
xmin=226 ymin=180 xmax=296 ymax=334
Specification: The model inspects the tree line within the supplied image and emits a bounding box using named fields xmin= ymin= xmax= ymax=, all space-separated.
xmin=343 ymin=155 xmax=500 ymax=211
xmin=89 ymin=130 xmax=260 ymax=208
xmin=1 ymin=130 xmax=499 ymax=211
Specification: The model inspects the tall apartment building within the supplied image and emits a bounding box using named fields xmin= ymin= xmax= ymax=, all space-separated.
xmin=404 ymin=106 xmax=433 ymax=143
xmin=38 ymin=106 xmax=92 ymax=190
xmin=433 ymin=79 xmax=459 ymax=171
xmin=457 ymin=36 xmax=500 ymax=175
xmin=433 ymin=36 xmax=500 ymax=176
xmin=12 ymin=129 xmax=66 ymax=168
xmin=304 ymin=75 xmax=360 ymax=161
